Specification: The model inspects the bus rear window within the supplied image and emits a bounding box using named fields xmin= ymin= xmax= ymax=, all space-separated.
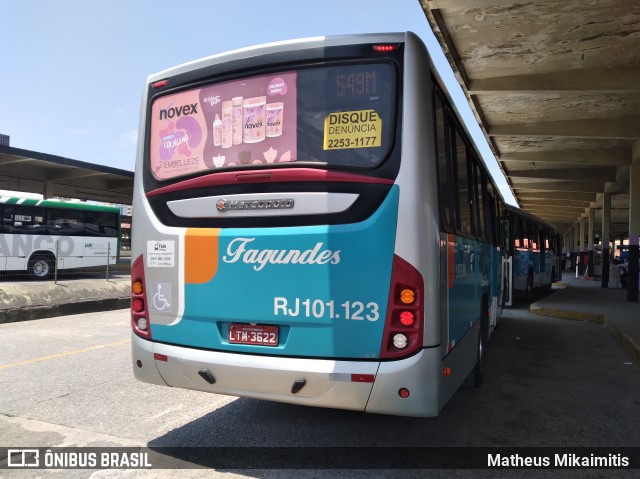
xmin=149 ymin=63 xmax=397 ymax=180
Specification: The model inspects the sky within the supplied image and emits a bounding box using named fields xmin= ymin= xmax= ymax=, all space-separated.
xmin=0 ymin=0 xmax=517 ymax=205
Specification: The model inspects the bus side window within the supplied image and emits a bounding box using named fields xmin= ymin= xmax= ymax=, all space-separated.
xmin=452 ymin=127 xmax=473 ymax=237
xmin=84 ymin=215 xmax=99 ymax=236
xmin=486 ymin=182 xmax=497 ymax=247
xmin=91 ymin=212 xmax=118 ymax=237
xmin=48 ymin=208 xmax=85 ymax=236
xmin=433 ymin=90 xmax=453 ymax=232
xmin=9 ymin=205 xmax=47 ymax=235
xmin=496 ymin=198 xmax=505 ymax=248
xmin=472 ymin=160 xmax=486 ymax=241
xmin=2 ymin=205 xmax=14 ymax=234
xmin=502 ymin=207 xmax=510 ymax=252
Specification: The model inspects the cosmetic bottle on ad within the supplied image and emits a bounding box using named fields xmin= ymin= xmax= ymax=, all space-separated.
xmin=213 ymin=114 xmax=222 ymax=146
xmin=222 ymin=100 xmax=233 ymax=148
xmin=232 ymin=96 xmax=243 ymax=145
xmin=243 ymin=96 xmax=266 ymax=143
xmin=266 ymin=102 xmax=284 ymax=137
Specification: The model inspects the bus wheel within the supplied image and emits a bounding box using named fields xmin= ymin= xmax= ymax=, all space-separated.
xmin=473 ymin=304 xmax=488 ymax=387
xmin=525 ymin=271 xmax=534 ymax=300
xmin=29 ymin=254 xmax=54 ymax=280
xmin=544 ymin=267 xmax=555 ymax=293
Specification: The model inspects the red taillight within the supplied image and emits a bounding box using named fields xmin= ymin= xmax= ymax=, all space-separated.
xmin=380 ymin=255 xmax=424 ymax=359
xmin=131 ymin=255 xmax=152 ymax=339
xmin=132 ymin=298 xmax=144 ymax=312
xmin=400 ymin=311 xmax=415 ymax=326
xmin=152 ymin=79 xmax=168 ymax=89
xmin=373 ymin=44 xmax=398 ymax=52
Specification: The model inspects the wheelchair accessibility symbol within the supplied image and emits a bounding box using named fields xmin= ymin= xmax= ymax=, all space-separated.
xmin=151 ymin=283 xmax=172 ymax=312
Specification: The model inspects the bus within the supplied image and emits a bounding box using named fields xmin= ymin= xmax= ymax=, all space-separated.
xmin=501 ymin=205 xmax=561 ymax=305
xmin=0 ymin=196 xmax=120 ymax=280
xmin=131 ymin=32 xmax=510 ymax=417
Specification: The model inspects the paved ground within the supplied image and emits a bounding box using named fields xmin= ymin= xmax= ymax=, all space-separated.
xmin=531 ymin=271 xmax=640 ymax=367
xmin=1 ymin=297 xmax=639 ymax=478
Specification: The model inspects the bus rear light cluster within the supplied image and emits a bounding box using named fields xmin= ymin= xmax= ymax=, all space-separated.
xmin=380 ymin=255 xmax=424 ymax=359
xmin=131 ymin=255 xmax=151 ymax=339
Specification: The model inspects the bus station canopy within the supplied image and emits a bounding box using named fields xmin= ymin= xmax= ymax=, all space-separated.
xmin=0 ymin=145 xmax=133 ymax=205
xmin=420 ymin=0 xmax=639 ymax=240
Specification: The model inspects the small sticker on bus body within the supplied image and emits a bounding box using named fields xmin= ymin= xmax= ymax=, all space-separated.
xmin=147 ymin=240 xmax=175 ymax=267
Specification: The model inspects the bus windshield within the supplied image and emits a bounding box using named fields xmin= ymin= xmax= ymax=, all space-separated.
xmin=149 ymin=62 xmax=397 ymax=181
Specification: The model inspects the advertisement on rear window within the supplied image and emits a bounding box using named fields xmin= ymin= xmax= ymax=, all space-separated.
xmin=150 ymin=72 xmax=297 ymax=180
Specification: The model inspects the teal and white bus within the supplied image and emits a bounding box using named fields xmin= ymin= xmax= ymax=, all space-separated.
xmin=502 ymin=205 xmax=560 ymax=304
xmin=131 ymin=32 xmax=509 ymax=416
xmin=0 ymin=196 xmax=120 ymax=279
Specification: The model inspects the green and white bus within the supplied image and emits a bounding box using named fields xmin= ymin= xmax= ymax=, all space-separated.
xmin=0 ymin=196 xmax=120 ymax=279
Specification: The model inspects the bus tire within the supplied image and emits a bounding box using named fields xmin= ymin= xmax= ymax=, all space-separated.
xmin=544 ymin=267 xmax=555 ymax=293
xmin=525 ymin=270 xmax=534 ymax=300
xmin=29 ymin=253 xmax=54 ymax=280
xmin=473 ymin=300 xmax=489 ymax=388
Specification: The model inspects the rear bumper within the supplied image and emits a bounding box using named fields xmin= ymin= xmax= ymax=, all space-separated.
xmin=132 ymin=332 xmax=442 ymax=416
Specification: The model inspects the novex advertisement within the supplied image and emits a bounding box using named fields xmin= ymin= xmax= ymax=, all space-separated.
xmin=150 ymin=72 xmax=297 ymax=180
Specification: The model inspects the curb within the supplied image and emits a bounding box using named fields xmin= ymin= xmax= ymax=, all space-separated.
xmin=529 ymin=305 xmax=604 ymax=323
xmin=0 ymin=278 xmax=131 ymax=324
xmin=604 ymin=317 xmax=640 ymax=368
xmin=530 ymin=304 xmax=640 ymax=368
xmin=0 ymin=297 xmax=130 ymax=324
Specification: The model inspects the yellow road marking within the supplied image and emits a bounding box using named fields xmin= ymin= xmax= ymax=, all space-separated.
xmin=0 ymin=339 xmax=131 ymax=370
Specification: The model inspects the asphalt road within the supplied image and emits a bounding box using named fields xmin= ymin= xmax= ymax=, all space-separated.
xmin=1 ymin=296 xmax=639 ymax=478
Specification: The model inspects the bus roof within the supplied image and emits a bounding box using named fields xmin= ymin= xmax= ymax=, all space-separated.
xmin=147 ymin=32 xmax=409 ymax=84
xmin=0 ymin=196 xmax=120 ymax=213
xmin=506 ymin=204 xmax=557 ymax=232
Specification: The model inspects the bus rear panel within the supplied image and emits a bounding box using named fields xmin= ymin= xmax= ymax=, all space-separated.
xmin=132 ymin=33 xmax=464 ymax=417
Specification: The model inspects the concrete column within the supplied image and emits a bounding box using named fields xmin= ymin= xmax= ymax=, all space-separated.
xmin=588 ymin=208 xmax=595 ymax=277
xmin=579 ymin=216 xmax=586 ymax=275
xmin=573 ymin=225 xmax=579 ymax=270
xmin=628 ymin=164 xmax=640 ymax=302
xmin=42 ymin=180 xmax=53 ymax=200
xmin=575 ymin=224 xmax=581 ymax=270
xmin=602 ymin=193 xmax=611 ymax=288
xmin=42 ymin=180 xmax=55 ymax=199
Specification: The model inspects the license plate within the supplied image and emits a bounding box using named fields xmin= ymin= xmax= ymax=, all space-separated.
xmin=228 ymin=324 xmax=278 ymax=346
